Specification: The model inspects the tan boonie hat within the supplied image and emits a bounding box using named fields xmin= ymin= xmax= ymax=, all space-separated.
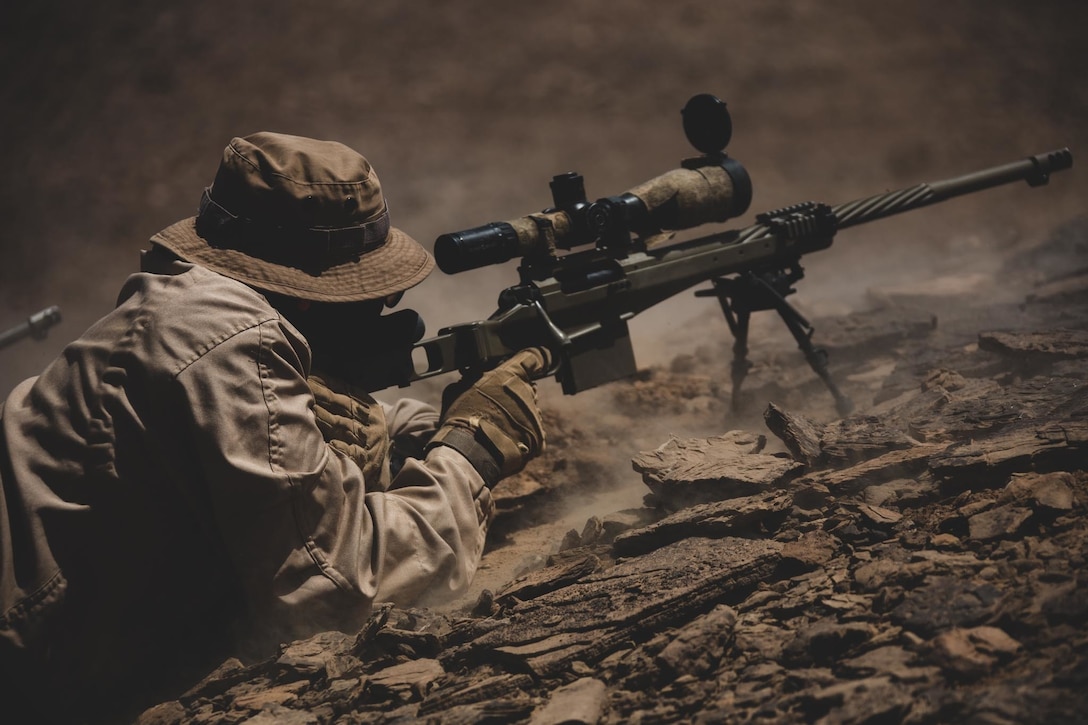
xmin=151 ymin=132 xmax=434 ymax=302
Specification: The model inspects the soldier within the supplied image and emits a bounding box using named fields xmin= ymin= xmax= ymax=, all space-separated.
xmin=0 ymin=132 xmax=547 ymax=719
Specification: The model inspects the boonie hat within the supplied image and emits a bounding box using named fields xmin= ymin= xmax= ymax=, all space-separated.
xmin=151 ymin=132 xmax=433 ymax=302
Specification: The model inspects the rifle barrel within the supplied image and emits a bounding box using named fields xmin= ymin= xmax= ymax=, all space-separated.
xmin=0 ymin=306 xmax=62 ymax=350
xmin=833 ymin=148 xmax=1073 ymax=230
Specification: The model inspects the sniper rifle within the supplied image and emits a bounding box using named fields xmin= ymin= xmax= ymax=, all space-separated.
xmin=352 ymin=95 xmax=1073 ymax=415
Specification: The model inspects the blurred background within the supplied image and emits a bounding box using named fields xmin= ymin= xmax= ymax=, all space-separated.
xmin=2 ymin=0 xmax=1085 ymax=397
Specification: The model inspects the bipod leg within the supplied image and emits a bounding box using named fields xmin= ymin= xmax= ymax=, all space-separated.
xmin=752 ymin=277 xmax=855 ymax=416
xmin=726 ymin=307 xmax=753 ymax=413
xmin=701 ymin=278 xmax=753 ymax=412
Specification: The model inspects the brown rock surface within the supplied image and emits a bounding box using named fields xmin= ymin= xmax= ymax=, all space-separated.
xmin=3 ymin=2 xmax=1086 ymax=724
xmin=631 ymin=432 xmax=803 ymax=507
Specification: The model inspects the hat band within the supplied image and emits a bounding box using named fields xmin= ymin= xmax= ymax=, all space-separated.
xmin=195 ymin=188 xmax=391 ymax=266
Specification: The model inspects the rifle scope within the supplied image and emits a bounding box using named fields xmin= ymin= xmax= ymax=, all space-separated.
xmin=434 ymin=94 xmax=752 ymax=274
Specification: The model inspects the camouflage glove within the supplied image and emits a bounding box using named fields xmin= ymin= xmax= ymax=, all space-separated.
xmin=427 ymin=348 xmax=551 ymax=487
xmin=307 ymin=371 xmax=390 ymax=481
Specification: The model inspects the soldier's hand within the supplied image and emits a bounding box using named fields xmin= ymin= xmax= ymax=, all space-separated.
xmin=427 ymin=348 xmax=551 ymax=486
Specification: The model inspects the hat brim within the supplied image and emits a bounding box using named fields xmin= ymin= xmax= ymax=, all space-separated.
xmin=151 ymin=217 xmax=434 ymax=302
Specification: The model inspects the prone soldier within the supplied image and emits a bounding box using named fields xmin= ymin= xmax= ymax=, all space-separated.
xmin=0 ymin=132 xmax=547 ymax=721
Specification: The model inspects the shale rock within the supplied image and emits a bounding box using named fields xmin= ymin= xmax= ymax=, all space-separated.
xmin=631 ymin=431 xmax=802 ymax=508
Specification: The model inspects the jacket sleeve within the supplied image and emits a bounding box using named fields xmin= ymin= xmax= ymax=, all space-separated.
xmin=381 ymin=398 xmax=440 ymax=475
xmin=175 ymin=319 xmax=491 ymax=641
xmin=381 ymin=398 xmax=439 ymax=441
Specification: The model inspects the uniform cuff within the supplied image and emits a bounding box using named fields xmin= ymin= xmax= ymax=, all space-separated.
xmin=426 ymin=427 xmax=502 ymax=488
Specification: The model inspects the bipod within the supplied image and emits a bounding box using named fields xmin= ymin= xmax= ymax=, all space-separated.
xmin=696 ymin=266 xmax=854 ymax=416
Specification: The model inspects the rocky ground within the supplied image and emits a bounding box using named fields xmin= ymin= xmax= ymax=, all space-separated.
xmin=2 ymin=3 xmax=1086 ymax=724
xmin=135 ymin=215 xmax=1087 ymax=724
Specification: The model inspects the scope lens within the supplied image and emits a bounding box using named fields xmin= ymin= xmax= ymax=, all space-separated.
xmin=434 ymin=222 xmax=520 ymax=274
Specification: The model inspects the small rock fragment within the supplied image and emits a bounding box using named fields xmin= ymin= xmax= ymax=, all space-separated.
xmin=927 ymin=626 xmax=1020 ymax=680
xmin=529 ymin=678 xmax=608 ymax=725
xmin=655 ymin=604 xmax=738 ymax=678
xmin=967 ymin=505 xmax=1033 ymax=541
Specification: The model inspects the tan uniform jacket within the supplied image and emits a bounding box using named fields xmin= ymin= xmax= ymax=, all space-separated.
xmin=0 ymin=257 xmax=491 ymax=706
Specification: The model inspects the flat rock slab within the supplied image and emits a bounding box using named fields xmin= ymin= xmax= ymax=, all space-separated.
xmin=367 ymin=658 xmax=444 ymax=702
xmin=447 ymin=537 xmax=781 ymax=676
xmin=929 ymin=420 xmax=1088 ymax=488
xmin=632 ymin=431 xmax=802 ymax=507
xmin=765 ymin=403 xmax=919 ymax=468
xmin=417 ymin=673 xmax=535 ymax=717
xmin=795 ymin=445 xmax=942 ymax=494
xmin=908 ymin=376 xmax=1085 ymax=443
xmin=612 ymin=490 xmax=792 ymax=557
xmin=1037 ymin=420 xmax=1088 ymax=445
xmin=517 ymin=536 xmax=779 ymax=628
xmin=979 ymin=329 xmax=1088 ymax=360
xmin=818 ymin=415 xmax=918 ymax=466
xmin=495 ymin=554 xmax=602 ymax=606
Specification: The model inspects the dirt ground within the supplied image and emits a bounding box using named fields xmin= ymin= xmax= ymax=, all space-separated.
xmin=1 ymin=2 xmax=1087 ymax=722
